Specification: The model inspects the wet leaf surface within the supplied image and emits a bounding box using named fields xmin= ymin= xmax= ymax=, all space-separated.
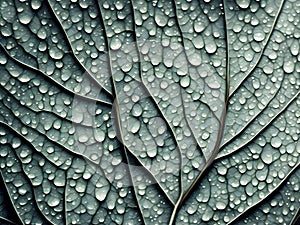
xmin=0 ymin=0 xmax=299 ymax=224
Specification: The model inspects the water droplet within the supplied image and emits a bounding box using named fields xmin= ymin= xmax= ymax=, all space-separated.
xmin=78 ymin=134 xmax=89 ymax=143
xmin=18 ymin=187 xmax=27 ymax=195
xmin=263 ymin=65 xmax=273 ymax=75
xmin=48 ymin=197 xmax=60 ymax=207
xmin=180 ymin=76 xmax=190 ymax=88
xmin=147 ymin=146 xmax=157 ymax=158
xmin=290 ymin=40 xmax=299 ymax=56
xmin=95 ymin=129 xmax=105 ymax=142
xmin=31 ymin=0 xmax=42 ymax=10
xmin=187 ymin=204 xmax=198 ymax=214
xmin=253 ymin=31 xmax=265 ymax=42
xmin=49 ymin=48 xmax=63 ymax=60
xmin=95 ymin=185 xmax=109 ymax=201
xmin=37 ymin=28 xmax=47 ymax=40
xmin=252 ymin=79 xmax=260 ymax=89
xmin=283 ymin=60 xmax=295 ymax=74
xmin=110 ymin=37 xmax=122 ymax=50
xmin=132 ymin=103 xmax=143 ymax=117
xmin=236 ymin=0 xmax=250 ymax=9
xmin=192 ymin=36 xmax=204 ymax=49
xmin=216 ymin=201 xmax=227 ymax=210
xmin=160 ymin=80 xmax=169 ymax=89
xmin=202 ymin=207 xmax=213 ymax=221
xmin=205 ymin=41 xmax=217 ymax=54
xmin=261 ymin=147 xmax=273 ymax=164
xmin=18 ymin=12 xmax=32 ymax=25
xmin=217 ymin=166 xmax=227 ymax=175
xmin=207 ymin=77 xmax=221 ymax=89
xmin=194 ymin=20 xmax=206 ymax=33
xmin=155 ymin=13 xmax=168 ymax=27
xmin=271 ymin=136 xmax=282 ymax=148
xmin=12 ymin=138 xmax=21 ymax=148
xmin=75 ymin=181 xmax=86 ymax=193
xmin=129 ymin=119 xmax=140 ymax=134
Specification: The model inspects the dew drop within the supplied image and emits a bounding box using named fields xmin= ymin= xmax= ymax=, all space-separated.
xmin=155 ymin=13 xmax=168 ymax=27
xmin=147 ymin=147 xmax=157 ymax=158
xmin=283 ymin=60 xmax=295 ymax=74
xmin=216 ymin=201 xmax=227 ymax=210
xmin=253 ymin=31 xmax=265 ymax=42
xmin=132 ymin=103 xmax=143 ymax=117
xmin=252 ymin=79 xmax=260 ymax=89
xmin=31 ymin=0 xmax=42 ymax=10
xmin=194 ymin=20 xmax=206 ymax=33
xmin=110 ymin=37 xmax=122 ymax=50
xmin=271 ymin=136 xmax=282 ymax=148
xmin=129 ymin=119 xmax=140 ymax=134
xmin=236 ymin=0 xmax=250 ymax=9
xmin=180 ymin=76 xmax=190 ymax=88
xmin=290 ymin=40 xmax=299 ymax=56
xmin=261 ymin=147 xmax=273 ymax=164
xmin=18 ymin=12 xmax=32 ymax=25
xmin=95 ymin=185 xmax=109 ymax=201
xmin=95 ymin=129 xmax=105 ymax=142
xmin=205 ymin=41 xmax=217 ymax=54
xmin=78 ymin=134 xmax=89 ymax=143
xmin=48 ymin=197 xmax=60 ymax=207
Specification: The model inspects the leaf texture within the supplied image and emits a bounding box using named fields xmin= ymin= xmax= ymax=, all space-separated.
xmin=0 ymin=0 xmax=299 ymax=224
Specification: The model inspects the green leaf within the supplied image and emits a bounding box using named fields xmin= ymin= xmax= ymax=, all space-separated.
xmin=0 ymin=0 xmax=299 ymax=224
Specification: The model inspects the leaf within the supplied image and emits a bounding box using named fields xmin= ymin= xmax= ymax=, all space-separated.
xmin=0 ymin=0 xmax=299 ymax=224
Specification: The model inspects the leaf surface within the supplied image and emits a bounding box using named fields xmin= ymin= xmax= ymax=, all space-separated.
xmin=0 ymin=0 xmax=299 ymax=224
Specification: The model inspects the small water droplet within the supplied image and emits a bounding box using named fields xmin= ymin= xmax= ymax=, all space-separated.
xmin=253 ymin=31 xmax=265 ymax=42
xmin=180 ymin=76 xmax=190 ymax=88
xmin=155 ymin=13 xmax=168 ymax=27
xmin=205 ymin=41 xmax=217 ymax=54
xmin=261 ymin=147 xmax=273 ymax=164
xmin=132 ymin=103 xmax=143 ymax=117
xmin=18 ymin=13 xmax=32 ymax=25
xmin=236 ymin=0 xmax=250 ymax=9
xmin=271 ymin=136 xmax=282 ymax=148
xmin=48 ymin=197 xmax=60 ymax=207
xmin=95 ymin=185 xmax=109 ymax=201
xmin=216 ymin=201 xmax=227 ymax=210
xmin=283 ymin=60 xmax=295 ymax=74
xmin=110 ymin=37 xmax=122 ymax=50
